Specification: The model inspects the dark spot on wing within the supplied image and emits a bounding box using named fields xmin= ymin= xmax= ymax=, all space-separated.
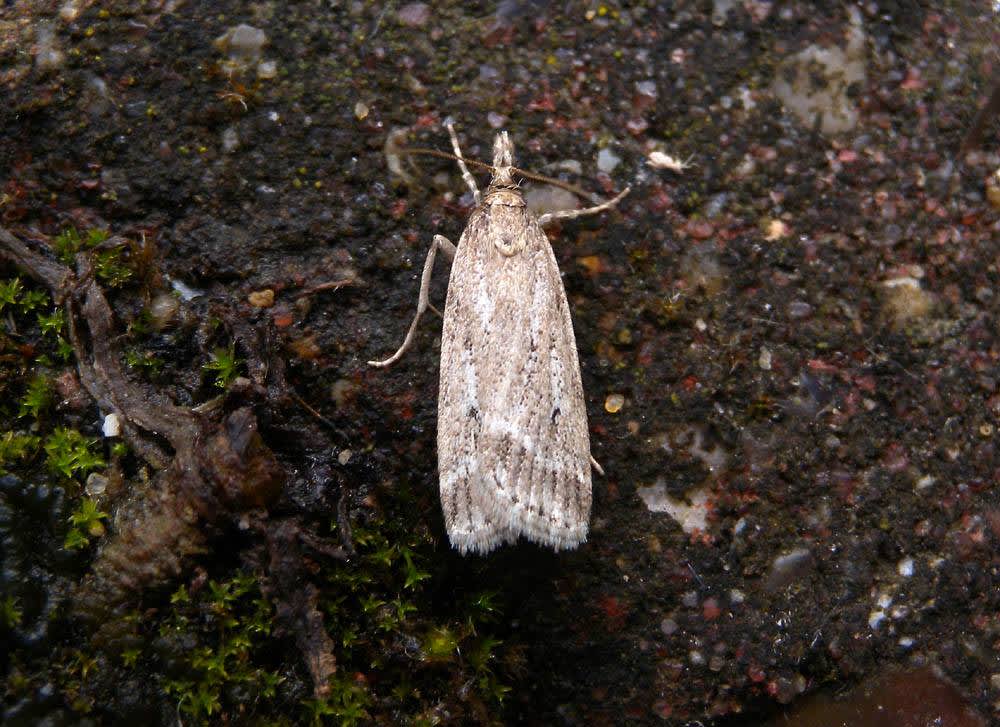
xmin=551 ymin=407 xmax=561 ymax=424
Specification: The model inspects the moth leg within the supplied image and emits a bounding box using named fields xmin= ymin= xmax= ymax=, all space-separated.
xmin=590 ymin=455 xmax=605 ymax=477
xmin=538 ymin=186 xmax=631 ymax=227
xmin=368 ymin=234 xmax=456 ymax=368
xmin=446 ymin=122 xmax=482 ymax=206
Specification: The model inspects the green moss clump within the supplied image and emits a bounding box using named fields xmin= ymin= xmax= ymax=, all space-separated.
xmin=159 ymin=575 xmax=282 ymax=722
xmin=203 ymin=343 xmax=242 ymax=389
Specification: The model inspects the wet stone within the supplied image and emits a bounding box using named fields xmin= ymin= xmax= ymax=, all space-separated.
xmin=766 ymin=548 xmax=814 ymax=592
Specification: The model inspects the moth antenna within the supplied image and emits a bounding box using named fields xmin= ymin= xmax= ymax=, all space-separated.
xmin=391 ymin=139 xmax=621 ymax=207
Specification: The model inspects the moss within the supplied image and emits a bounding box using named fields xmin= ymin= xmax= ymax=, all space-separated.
xmin=44 ymin=428 xmax=105 ymax=480
xmin=309 ymin=493 xmax=514 ymax=723
xmin=51 ymin=227 xmax=133 ymax=288
xmin=65 ymin=498 xmax=109 ymax=549
xmin=203 ymin=342 xmax=243 ymax=389
xmin=158 ymin=574 xmax=283 ymax=722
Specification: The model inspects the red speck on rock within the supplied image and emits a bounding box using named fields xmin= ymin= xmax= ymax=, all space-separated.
xmin=653 ymin=700 xmax=673 ymax=719
xmin=686 ymin=220 xmax=715 ymax=239
xmin=390 ymin=199 xmax=408 ymax=219
xmin=272 ymin=310 xmax=294 ymax=328
xmin=626 ymin=117 xmax=649 ymax=135
xmin=597 ymin=594 xmax=628 ymax=631
xmin=527 ymin=91 xmax=556 ymax=112
xmin=702 ymin=598 xmax=721 ymax=620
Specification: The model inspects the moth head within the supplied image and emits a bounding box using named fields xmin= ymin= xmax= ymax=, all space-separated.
xmin=490 ymin=131 xmax=516 ymax=189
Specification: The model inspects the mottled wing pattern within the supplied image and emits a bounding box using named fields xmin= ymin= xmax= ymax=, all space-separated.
xmin=438 ymin=203 xmax=592 ymax=554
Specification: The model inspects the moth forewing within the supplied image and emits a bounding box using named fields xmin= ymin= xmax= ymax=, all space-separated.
xmin=437 ymin=194 xmax=593 ymax=555
xmin=369 ymin=126 xmax=628 ymax=555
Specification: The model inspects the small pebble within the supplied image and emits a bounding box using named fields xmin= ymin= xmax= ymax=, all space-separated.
xmin=221 ymin=126 xmax=239 ymax=153
xmin=214 ymin=24 xmax=268 ymax=63
xmin=758 ymin=347 xmax=772 ymax=370
xmin=635 ymin=80 xmax=658 ymax=98
xmin=59 ymin=0 xmax=81 ymax=22
xmin=248 ymin=289 xmax=275 ymax=308
xmin=765 ymin=219 xmax=790 ymax=240
xmin=102 ymin=413 xmax=122 ymax=438
xmin=766 ymin=548 xmax=813 ymax=591
xmin=338 ymin=449 xmax=352 ymax=465
xmin=85 ymin=472 xmax=109 ymax=497
xmin=256 ymin=60 xmax=278 ymax=79
xmin=987 ymin=169 xmax=1000 ymax=209
xmin=397 ymin=2 xmax=430 ymax=27
xmin=788 ymin=301 xmax=813 ymax=319
xmin=487 ymin=111 xmax=507 ymax=129
xmin=148 ymin=292 xmax=180 ymax=330
xmin=34 ymin=22 xmax=65 ymax=72
xmin=597 ymin=147 xmax=621 ymax=173
xmin=605 ymin=394 xmax=625 ymax=414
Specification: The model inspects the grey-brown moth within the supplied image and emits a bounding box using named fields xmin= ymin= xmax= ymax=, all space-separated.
xmin=370 ymin=124 xmax=628 ymax=555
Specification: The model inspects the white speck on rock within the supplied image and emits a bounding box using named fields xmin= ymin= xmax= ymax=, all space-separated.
xmin=524 ymin=185 xmax=578 ymax=218
xmin=168 ymin=276 xmax=205 ymax=301
xmin=34 ymin=22 xmax=65 ymax=72
xmin=868 ymin=609 xmax=886 ymax=630
xmin=897 ymin=556 xmax=914 ymax=577
xmin=222 ymin=126 xmax=239 ymax=153
xmin=59 ymin=1 xmax=82 ymax=22
xmin=636 ymin=481 xmax=710 ymax=534
xmin=257 ymin=60 xmax=278 ymax=79
xmin=214 ymin=24 xmax=268 ymax=63
xmin=758 ymin=347 xmax=772 ymax=370
xmin=771 ymin=6 xmax=866 ymax=134
xmin=597 ymin=147 xmax=621 ymax=173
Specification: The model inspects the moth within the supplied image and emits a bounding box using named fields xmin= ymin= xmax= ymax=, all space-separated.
xmin=370 ymin=124 xmax=628 ymax=555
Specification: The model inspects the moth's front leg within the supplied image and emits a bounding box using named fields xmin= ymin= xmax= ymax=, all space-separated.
xmin=368 ymin=234 xmax=456 ymax=368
